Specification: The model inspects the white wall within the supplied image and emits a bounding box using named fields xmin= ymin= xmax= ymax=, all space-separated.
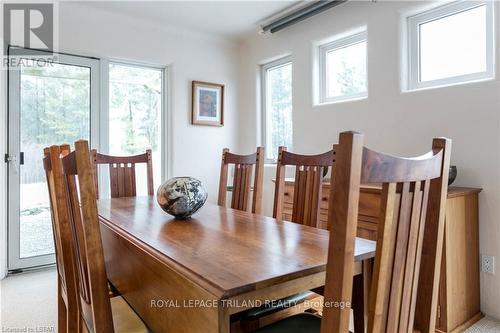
xmin=58 ymin=2 xmax=240 ymax=197
xmin=0 ymin=2 xmax=241 ymax=275
xmin=237 ymin=1 xmax=500 ymax=319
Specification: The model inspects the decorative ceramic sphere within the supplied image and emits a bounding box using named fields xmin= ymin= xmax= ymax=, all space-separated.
xmin=448 ymin=165 xmax=458 ymax=186
xmin=157 ymin=177 xmax=208 ymax=219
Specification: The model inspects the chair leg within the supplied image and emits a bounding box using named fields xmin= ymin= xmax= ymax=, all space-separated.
xmin=352 ymin=274 xmax=364 ymax=333
xmin=57 ymin=283 xmax=68 ymax=333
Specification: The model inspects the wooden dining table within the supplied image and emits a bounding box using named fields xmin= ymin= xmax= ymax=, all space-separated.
xmin=97 ymin=196 xmax=376 ymax=333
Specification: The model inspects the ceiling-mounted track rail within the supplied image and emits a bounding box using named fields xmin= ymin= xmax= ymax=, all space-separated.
xmin=260 ymin=0 xmax=347 ymax=34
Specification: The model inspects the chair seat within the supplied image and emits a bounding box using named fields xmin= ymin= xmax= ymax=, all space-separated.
xmin=253 ymin=313 xmax=321 ymax=333
xmin=111 ymin=296 xmax=149 ymax=333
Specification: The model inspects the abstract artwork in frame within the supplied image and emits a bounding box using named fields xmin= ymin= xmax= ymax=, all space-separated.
xmin=191 ymin=81 xmax=224 ymax=126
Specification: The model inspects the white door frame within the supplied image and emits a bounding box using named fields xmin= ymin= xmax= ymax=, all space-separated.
xmin=7 ymin=47 xmax=100 ymax=270
xmin=98 ymin=59 xmax=169 ymax=198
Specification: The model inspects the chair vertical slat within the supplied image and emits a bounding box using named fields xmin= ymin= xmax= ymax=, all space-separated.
xmin=130 ymin=164 xmax=136 ymax=197
xmin=109 ymin=164 xmax=118 ymax=197
xmin=399 ymin=181 xmax=423 ymax=332
xmin=65 ymin=173 xmax=91 ymax=305
xmin=236 ymin=164 xmax=244 ymax=210
xmin=309 ymin=167 xmax=322 ymax=228
xmin=368 ymin=182 xmax=398 ymax=333
xmin=236 ymin=164 xmax=245 ymax=210
xmin=303 ymin=168 xmax=313 ymax=227
xmin=292 ymin=168 xmax=306 ymax=224
xmin=240 ymin=165 xmax=249 ymax=210
xmin=386 ymin=182 xmax=413 ymax=332
xmin=123 ymin=164 xmax=134 ymax=197
xmin=291 ymin=167 xmax=299 ymax=222
xmin=117 ymin=164 xmax=126 ymax=197
xmin=242 ymin=164 xmax=253 ymax=211
xmin=231 ymin=164 xmax=241 ymax=209
xmin=408 ymin=179 xmax=431 ymax=330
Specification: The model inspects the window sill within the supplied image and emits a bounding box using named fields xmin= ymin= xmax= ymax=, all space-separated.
xmin=402 ymin=76 xmax=496 ymax=94
xmin=315 ymin=95 xmax=368 ymax=107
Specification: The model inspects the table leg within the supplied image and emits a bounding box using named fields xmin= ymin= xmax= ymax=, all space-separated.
xmin=219 ymin=304 xmax=231 ymax=333
xmin=352 ymin=273 xmax=364 ymax=333
xmin=363 ymin=259 xmax=374 ymax=332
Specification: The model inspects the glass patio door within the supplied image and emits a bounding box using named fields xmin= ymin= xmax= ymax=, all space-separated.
xmin=7 ymin=48 xmax=99 ymax=270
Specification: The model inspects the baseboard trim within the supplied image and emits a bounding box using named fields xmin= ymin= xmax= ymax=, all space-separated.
xmin=449 ymin=312 xmax=484 ymax=333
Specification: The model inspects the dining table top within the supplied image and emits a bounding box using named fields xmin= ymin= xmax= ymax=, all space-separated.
xmin=97 ymin=196 xmax=376 ymax=299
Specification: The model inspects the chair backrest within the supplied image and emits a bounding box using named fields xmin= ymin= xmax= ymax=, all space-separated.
xmin=273 ymin=146 xmax=336 ymax=228
xmin=217 ymin=147 xmax=265 ymax=214
xmin=43 ymin=144 xmax=79 ymax=331
xmin=321 ymin=131 xmax=451 ymax=333
xmin=90 ymin=149 xmax=154 ymax=199
xmin=62 ymin=140 xmax=114 ymax=333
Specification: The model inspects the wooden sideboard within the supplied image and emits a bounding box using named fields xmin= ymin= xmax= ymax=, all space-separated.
xmin=281 ymin=179 xmax=482 ymax=333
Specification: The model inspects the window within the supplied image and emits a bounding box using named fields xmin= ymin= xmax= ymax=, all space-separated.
xmin=407 ymin=1 xmax=494 ymax=90
xmin=108 ymin=62 xmax=164 ymax=194
xmin=318 ymin=31 xmax=367 ymax=104
xmin=262 ymin=57 xmax=292 ymax=162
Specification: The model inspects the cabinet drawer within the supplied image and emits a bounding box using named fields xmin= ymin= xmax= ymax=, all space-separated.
xmin=283 ymin=186 xmax=329 ymax=209
xmin=283 ymin=185 xmax=380 ymax=220
xmin=357 ymin=220 xmax=378 ymax=241
xmin=358 ymin=191 xmax=380 ymax=219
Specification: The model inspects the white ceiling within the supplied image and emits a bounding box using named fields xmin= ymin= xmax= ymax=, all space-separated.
xmin=80 ymin=1 xmax=299 ymax=40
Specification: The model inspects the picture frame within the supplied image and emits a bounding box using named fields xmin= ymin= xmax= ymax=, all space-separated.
xmin=191 ymin=81 xmax=224 ymax=126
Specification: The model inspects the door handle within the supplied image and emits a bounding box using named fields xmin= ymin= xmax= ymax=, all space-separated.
xmin=4 ymin=153 xmax=20 ymax=174
xmin=19 ymin=152 xmax=24 ymax=165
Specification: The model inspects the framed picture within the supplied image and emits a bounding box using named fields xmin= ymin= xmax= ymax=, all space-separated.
xmin=191 ymin=81 xmax=224 ymax=126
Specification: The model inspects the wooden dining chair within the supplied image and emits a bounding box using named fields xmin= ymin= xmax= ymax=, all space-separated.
xmin=254 ymin=131 xmax=451 ymax=333
xmin=58 ymin=140 xmax=148 ymax=333
xmin=273 ymin=146 xmax=335 ymax=228
xmin=90 ymin=149 xmax=154 ymax=199
xmin=235 ymin=147 xmax=335 ymax=331
xmin=217 ymin=147 xmax=265 ymax=214
xmin=43 ymin=144 xmax=80 ymax=333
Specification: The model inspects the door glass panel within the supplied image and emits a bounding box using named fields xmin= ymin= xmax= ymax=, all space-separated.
xmin=264 ymin=61 xmax=292 ymax=161
xmin=19 ymin=63 xmax=90 ymax=258
xmin=108 ymin=63 xmax=163 ymax=194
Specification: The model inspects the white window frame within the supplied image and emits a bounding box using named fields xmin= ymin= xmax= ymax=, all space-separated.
xmin=407 ymin=1 xmax=495 ymax=91
xmin=261 ymin=56 xmax=293 ymax=163
xmin=318 ymin=31 xmax=367 ymax=104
